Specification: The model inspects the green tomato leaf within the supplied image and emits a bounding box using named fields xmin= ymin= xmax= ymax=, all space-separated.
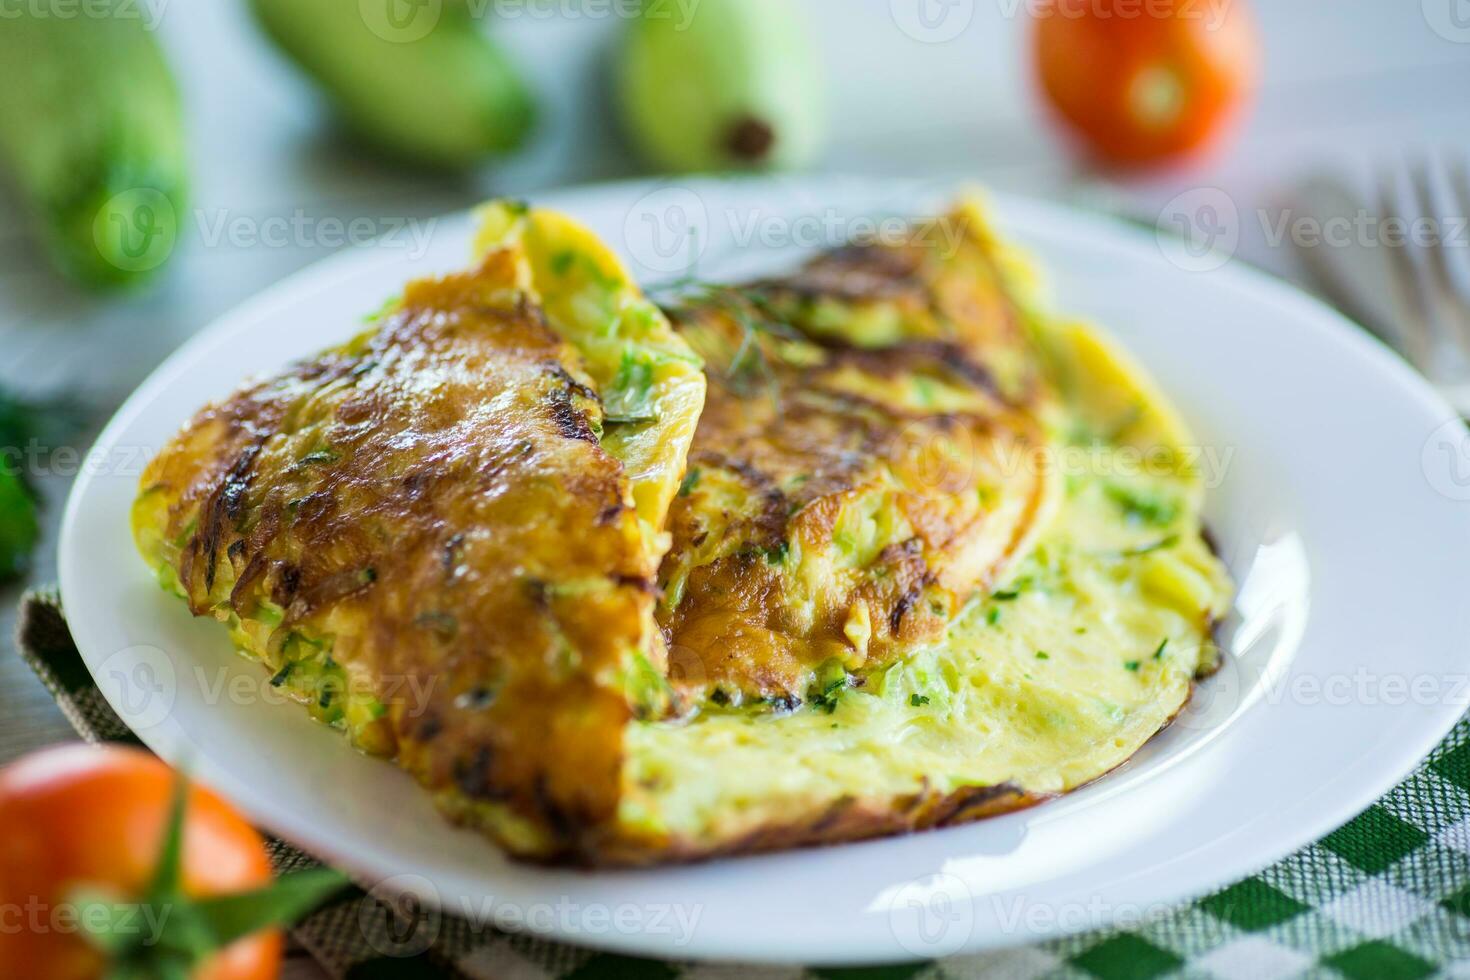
xmin=191 ymin=868 xmax=350 ymax=947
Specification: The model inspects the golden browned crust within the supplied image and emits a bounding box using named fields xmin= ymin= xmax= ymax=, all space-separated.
xmin=592 ymin=781 xmax=1052 ymax=868
xmin=749 ymin=209 xmax=1044 ymax=404
xmin=655 ymin=237 xmax=1057 ymax=706
xmin=138 ymin=249 xmax=658 ymax=857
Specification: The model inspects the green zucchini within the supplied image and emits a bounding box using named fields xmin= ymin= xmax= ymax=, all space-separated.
xmin=249 ymin=0 xmax=535 ymax=169
xmin=616 ymin=0 xmax=826 ymax=172
xmin=0 ymin=6 xmax=186 ymax=290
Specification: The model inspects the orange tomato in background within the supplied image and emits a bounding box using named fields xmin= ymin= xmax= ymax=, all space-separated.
xmin=0 ymin=745 xmax=282 ymax=980
xmin=1032 ymin=0 xmax=1262 ymax=167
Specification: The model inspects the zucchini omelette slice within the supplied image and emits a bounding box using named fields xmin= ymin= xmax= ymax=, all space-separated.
xmin=604 ymin=197 xmax=1233 ymax=863
xmin=132 ymin=204 xmax=704 ymax=861
xmin=656 ymin=198 xmax=1062 ymax=709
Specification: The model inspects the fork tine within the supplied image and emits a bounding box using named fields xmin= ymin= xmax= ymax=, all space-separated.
xmin=1411 ymin=152 xmax=1470 ymax=358
xmin=1378 ymin=156 xmax=1438 ymax=371
xmin=1442 ymin=153 xmax=1470 ymax=303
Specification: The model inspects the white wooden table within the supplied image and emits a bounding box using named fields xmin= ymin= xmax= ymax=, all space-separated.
xmin=2 ymin=2 xmax=1467 ymax=974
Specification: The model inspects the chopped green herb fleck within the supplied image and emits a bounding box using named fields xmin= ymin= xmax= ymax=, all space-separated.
xmin=550 ymin=251 xmax=576 ymax=276
xmin=604 ymin=348 xmax=658 ymax=424
xmin=269 ymin=664 xmax=293 ymax=688
xmin=1036 ymin=651 xmax=1050 ymax=660
xmin=909 ymin=694 xmax=930 ymax=707
xmin=1124 ymin=660 xmax=1141 ymax=672
xmin=992 ymin=589 xmax=1021 ymax=601
xmin=1119 ymin=534 xmax=1180 ymax=557
xmin=808 ymin=660 xmax=850 ymax=714
xmin=1104 ymin=483 xmax=1179 ymax=527
xmin=361 ymin=294 xmax=400 ymax=323
xmin=678 ymin=468 xmax=701 ymax=497
xmin=762 ymin=540 xmax=789 ymax=565
xmin=1153 ymin=638 xmax=1169 ymax=660
xmin=986 ymin=607 xmax=1000 ymax=626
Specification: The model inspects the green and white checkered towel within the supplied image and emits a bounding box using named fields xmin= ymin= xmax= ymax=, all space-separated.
xmin=17 ymin=587 xmax=1470 ymax=980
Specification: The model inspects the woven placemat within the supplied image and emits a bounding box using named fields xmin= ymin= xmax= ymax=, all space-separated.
xmin=17 ymin=587 xmax=1470 ymax=979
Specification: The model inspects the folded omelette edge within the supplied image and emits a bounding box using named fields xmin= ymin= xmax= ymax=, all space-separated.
xmin=132 ymin=204 xmax=706 ymax=862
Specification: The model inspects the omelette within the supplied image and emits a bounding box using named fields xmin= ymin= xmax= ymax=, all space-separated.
xmin=657 ymin=201 xmax=1060 ymax=709
xmin=133 ymin=204 xmax=706 ymax=859
xmin=133 ymin=195 xmax=1233 ymax=865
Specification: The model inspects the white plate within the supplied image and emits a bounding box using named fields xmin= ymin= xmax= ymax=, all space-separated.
xmin=60 ymin=176 xmax=1470 ymax=966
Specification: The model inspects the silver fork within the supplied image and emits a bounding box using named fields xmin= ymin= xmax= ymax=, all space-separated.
xmin=1294 ymin=153 xmax=1470 ymax=414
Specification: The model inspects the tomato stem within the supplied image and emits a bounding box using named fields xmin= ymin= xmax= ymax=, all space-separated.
xmin=71 ymin=771 xmax=350 ymax=976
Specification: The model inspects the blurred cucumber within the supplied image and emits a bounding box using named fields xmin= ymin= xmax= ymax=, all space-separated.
xmin=0 ymin=6 xmax=186 ymax=290
xmin=616 ymin=0 xmax=825 ymax=173
xmin=250 ymin=0 xmax=535 ymax=169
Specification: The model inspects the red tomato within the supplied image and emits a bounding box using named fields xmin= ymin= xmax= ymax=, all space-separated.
xmin=1033 ymin=0 xmax=1261 ymax=167
xmin=0 ymin=745 xmax=281 ymax=980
